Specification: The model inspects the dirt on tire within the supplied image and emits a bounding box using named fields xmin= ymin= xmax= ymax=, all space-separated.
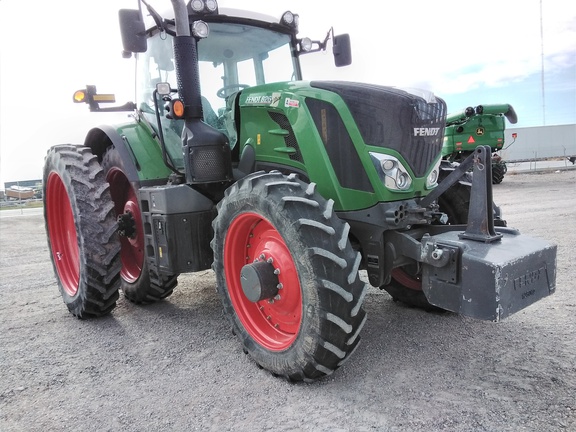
xmin=1 ymin=170 xmax=575 ymax=431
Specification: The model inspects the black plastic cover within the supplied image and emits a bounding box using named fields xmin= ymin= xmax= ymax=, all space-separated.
xmin=139 ymin=184 xmax=215 ymax=274
xmin=119 ymin=9 xmax=147 ymax=53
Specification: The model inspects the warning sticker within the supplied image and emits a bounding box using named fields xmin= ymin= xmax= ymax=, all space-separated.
xmin=284 ymin=98 xmax=299 ymax=108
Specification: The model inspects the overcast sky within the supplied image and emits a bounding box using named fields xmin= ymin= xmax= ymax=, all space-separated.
xmin=0 ymin=0 xmax=574 ymax=185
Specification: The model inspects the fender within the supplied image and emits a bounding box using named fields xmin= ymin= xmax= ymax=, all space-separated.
xmin=84 ymin=124 xmax=141 ymax=184
xmin=83 ymin=123 xmax=174 ymax=186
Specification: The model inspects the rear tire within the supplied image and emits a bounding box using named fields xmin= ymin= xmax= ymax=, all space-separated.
xmin=101 ymin=147 xmax=178 ymax=304
xmin=212 ymin=171 xmax=368 ymax=381
xmin=43 ymin=145 xmax=121 ymax=318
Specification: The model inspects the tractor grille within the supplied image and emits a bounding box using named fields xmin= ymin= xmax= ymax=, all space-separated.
xmin=306 ymin=98 xmax=374 ymax=193
xmin=310 ymin=81 xmax=447 ymax=177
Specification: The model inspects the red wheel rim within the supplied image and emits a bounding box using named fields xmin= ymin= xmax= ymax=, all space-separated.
xmin=46 ymin=172 xmax=80 ymax=296
xmin=107 ymin=168 xmax=144 ymax=283
xmin=225 ymin=213 xmax=302 ymax=351
xmin=392 ymin=268 xmax=422 ymax=291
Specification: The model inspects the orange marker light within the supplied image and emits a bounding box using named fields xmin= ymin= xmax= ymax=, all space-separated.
xmin=73 ymin=90 xmax=86 ymax=103
xmin=172 ymin=100 xmax=185 ymax=118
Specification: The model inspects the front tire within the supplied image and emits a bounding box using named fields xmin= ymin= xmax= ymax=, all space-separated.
xmin=101 ymin=147 xmax=178 ymax=304
xmin=212 ymin=171 xmax=368 ymax=381
xmin=43 ymin=145 xmax=121 ymax=318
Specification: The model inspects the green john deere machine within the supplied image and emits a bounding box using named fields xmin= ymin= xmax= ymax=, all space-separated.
xmin=43 ymin=0 xmax=556 ymax=381
xmin=442 ymin=104 xmax=518 ymax=184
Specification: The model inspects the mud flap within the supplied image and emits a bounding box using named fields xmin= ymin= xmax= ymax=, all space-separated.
xmin=421 ymin=229 xmax=557 ymax=321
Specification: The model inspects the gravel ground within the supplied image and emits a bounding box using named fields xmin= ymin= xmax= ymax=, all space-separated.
xmin=1 ymin=170 xmax=575 ymax=432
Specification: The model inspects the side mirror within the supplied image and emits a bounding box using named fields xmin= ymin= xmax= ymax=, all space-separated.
xmin=119 ymin=9 xmax=147 ymax=54
xmin=333 ymin=34 xmax=352 ymax=67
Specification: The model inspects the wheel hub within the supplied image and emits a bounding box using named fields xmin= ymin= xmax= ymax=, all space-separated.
xmin=117 ymin=211 xmax=136 ymax=239
xmin=240 ymin=260 xmax=280 ymax=303
xmin=224 ymin=212 xmax=302 ymax=350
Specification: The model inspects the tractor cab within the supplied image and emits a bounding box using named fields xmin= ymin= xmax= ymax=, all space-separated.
xmin=136 ymin=12 xmax=298 ymax=166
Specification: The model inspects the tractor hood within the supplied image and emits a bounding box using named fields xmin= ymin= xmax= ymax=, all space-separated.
xmin=238 ymin=81 xmax=447 ymax=179
xmin=237 ymin=81 xmax=448 ymax=211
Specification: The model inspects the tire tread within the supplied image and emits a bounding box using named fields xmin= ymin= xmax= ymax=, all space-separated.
xmin=212 ymin=172 xmax=367 ymax=381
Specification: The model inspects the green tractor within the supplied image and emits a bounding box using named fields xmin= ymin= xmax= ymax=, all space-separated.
xmin=442 ymin=104 xmax=518 ymax=184
xmin=43 ymin=0 xmax=556 ymax=381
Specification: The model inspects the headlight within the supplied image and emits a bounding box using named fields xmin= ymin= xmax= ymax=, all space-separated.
xmin=369 ymin=152 xmax=412 ymax=192
xmin=397 ymin=172 xmax=410 ymax=189
xmin=382 ymin=159 xmax=395 ymax=171
xmin=190 ymin=0 xmax=204 ymax=12
xmin=293 ymin=14 xmax=300 ymax=27
xmin=300 ymin=37 xmax=313 ymax=52
xmin=281 ymin=11 xmax=295 ymax=25
xmin=155 ymin=82 xmax=172 ymax=96
xmin=188 ymin=0 xmax=218 ymax=15
xmin=205 ymin=0 xmax=218 ymax=12
xmin=426 ymin=158 xmax=441 ymax=189
xmin=281 ymin=11 xmax=299 ymax=31
xmin=192 ymin=21 xmax=210 ymax=38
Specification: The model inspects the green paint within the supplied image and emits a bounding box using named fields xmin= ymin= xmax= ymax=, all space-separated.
xmin=238 ymin=82 xmax=439 ymax=212
xmin=115 ymin=120 xmax=175 ymax=181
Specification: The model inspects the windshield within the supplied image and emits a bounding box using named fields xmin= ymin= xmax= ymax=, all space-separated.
xmin=136 ymin=22 xmax=297 ymax=160
xmin=198 ymin=22 xmax=296 ymax=107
